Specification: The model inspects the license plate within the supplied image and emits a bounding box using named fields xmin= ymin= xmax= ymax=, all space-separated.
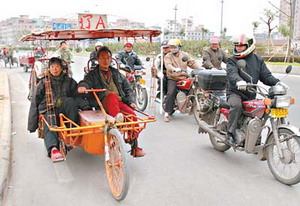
xmin=271 ymin=108 xmax=288 ymax=118
xmin=139 ymin=79 xmax=146 ymax=85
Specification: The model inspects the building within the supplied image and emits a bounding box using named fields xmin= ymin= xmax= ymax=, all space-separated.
xmin=0 ymin=15 xmax=77 ymax=46
xmin=164 ymin=18 xmax=214 ymax=41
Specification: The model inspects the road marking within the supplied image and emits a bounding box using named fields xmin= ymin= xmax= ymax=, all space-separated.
xmin=52 ymin=161 xmax=74 ymax=183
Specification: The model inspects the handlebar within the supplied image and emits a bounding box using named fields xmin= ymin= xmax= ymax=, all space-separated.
xmin=84 ymin=88 xmax=106 ymax=93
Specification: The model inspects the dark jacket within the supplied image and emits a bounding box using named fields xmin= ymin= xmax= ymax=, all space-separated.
xmin=77 ymin=66 xmax=134 ymax=108
xmin=202 ymin=47 xmax=228 ymax=69
xmin=226 ymin=52 xmax=279 ymax=100
xmin=27 ymin=75 xmax=78 ymax=132
xmin=115 ymin=50 xmax=143 ymax=69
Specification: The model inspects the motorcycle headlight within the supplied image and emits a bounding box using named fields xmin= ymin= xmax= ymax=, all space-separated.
xmin=274 ymin=96 xmax=292 ymax=108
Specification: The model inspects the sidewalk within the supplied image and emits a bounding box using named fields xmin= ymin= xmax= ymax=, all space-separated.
xmin=0 ymin=72 xmax=11 ymax=206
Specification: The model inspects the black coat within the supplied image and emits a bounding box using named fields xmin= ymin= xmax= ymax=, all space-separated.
xmin=27 ymin=75 xmax=78 ymax=132
xmin=77 ymin=66 xmax=134 ymax=109
xmin=115 ymin=50 xmax=143 ymax=69
xmin=226 ymin=52 xmax=279 ymax=100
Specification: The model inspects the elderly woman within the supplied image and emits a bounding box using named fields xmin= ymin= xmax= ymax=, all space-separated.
xmin=27 ymin=57 xmax=79 ymax=162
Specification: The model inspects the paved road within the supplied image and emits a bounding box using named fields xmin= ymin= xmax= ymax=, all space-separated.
xmin=3 ymin=57 xmax=300 ymax=206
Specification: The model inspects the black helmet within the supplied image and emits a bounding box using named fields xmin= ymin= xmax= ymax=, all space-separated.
xmin=160 ymin=40 xmax=169 ymax=48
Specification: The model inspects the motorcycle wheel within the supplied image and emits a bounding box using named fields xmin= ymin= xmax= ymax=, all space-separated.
xmin=135 ymin=85 xmax=148 ymax=111
xmin=192 ymin=98 xmax=201 ymax=124
xmin=266 ymin=128 xmax=300 ymax=185
xmin=209 ymin=113 xmax=230 ymax=152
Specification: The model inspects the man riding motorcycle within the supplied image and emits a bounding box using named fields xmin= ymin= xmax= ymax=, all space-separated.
xmin=89 ymin=41 xmax=104 ymax=68
xmin=163 ymin=39 xmax=201 ymax=122
xmin=154 ymin=40 xmax=171 ymax=98
xmin=202 ymin=36 xmax=228 ymax=69
xmin=115 ymin=42 xmax=143 ymax=72
xmin=226 ymin=34 xmax=287 ymax=145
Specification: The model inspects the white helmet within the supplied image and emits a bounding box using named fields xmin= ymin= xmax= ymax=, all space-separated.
xmin=95 ymin=42 xmax=104 ymax=47
xmin=231 ymin=34 xmax=256 ymax=58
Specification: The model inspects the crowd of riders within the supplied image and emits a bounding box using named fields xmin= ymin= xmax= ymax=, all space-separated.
xmin=27 ymin=34 xmax=283 ymax=161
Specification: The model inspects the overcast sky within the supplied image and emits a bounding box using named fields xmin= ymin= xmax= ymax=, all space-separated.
xmin=0 ymin=0 xmax=280 ymax=36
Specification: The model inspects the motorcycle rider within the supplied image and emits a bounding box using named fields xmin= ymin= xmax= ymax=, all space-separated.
xmin=77 ymin=46 xmax=145 ymax=157
xmin=56 ymin=41 xmax=73 ymax=77
xmin=154 ymin=40 xmax=171 ymax=98
xmin=27 ymin=57 xmax=79 ymax=162
xmin=115 ymin=42 xmax=143 ymax=72
xmin=202 ymin=36 xmax=228 ymax=69
xmin=226 ymin=34 xmax=285 ymax=145
xmin=163 ymin=39 xmax=201 ymax=122
xmin=89 ymin=41 xmax=104 ymax=68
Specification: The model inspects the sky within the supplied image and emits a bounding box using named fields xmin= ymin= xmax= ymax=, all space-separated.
xmin=0 ymin=0 xmax=280 ymax=36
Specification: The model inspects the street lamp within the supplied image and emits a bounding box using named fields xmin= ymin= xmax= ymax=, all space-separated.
xmin=220 ymin=0 xmax=224 ymax=37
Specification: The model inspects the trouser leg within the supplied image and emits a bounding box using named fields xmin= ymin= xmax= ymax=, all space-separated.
xmin=164 ymin=79 xmax=178 ymax=114
xmin=44 ymin=123 xmax=59 ymax=155
xmin=61 ymin=97 xmax=79 ymax=125
xmin=102 ymin=93 xmax=120 ymax=117
xmin=227 ymin=93 xmax=243 ymax=136
xmin=163 ymin=76 xmax=168 ymax=96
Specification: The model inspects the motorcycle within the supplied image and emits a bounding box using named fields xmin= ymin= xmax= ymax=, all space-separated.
xmin=166 ymin=57 xmax=227 ymax=122
xmin=198 ymin=59 xmax=300 ymax=185
xmin=119 ymin=64 xmax=148 ymax=112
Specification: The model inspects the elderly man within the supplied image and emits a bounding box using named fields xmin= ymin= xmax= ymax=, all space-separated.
xmin=202 ymin=36 xmax=228 ymax=69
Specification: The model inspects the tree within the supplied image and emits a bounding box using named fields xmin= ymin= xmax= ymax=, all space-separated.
xmin=260 ymin=9 xmax=279 ymax=54
xmin=222 ymin=27 xmax=227 ymax=37
xmin=164 ymin=29 xmax=170 ymax=36
xmin=252 ymin=21 xmax=260 ymax=33
xmin=201 ymin=27 xmax=209 ymax=40
xmin=179 ymin=28 xmax=185 ymax=36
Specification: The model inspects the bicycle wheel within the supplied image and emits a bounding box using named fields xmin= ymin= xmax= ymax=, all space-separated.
xmin=105 ymin=128 xmax=129 ymax=201
xmin=266 ymin=128 xmax=300 ymax=185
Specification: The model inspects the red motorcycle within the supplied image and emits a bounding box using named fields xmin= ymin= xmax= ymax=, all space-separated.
xmin=199 ymin=60 xmax=300 ymax=185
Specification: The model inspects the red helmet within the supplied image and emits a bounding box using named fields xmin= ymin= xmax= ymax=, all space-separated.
xmin=231 ymin=34 xmax=256 ymax=58
xmin=124 ymin=42 xmax=133 ymax=47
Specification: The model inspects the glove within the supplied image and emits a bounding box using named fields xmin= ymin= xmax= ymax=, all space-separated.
xmin=236 ymin=80 xmax=247 ymax=90
xmin=276 ymin=81 xmax=289 ymax=90
xmin=173 ymin=68 xmax=182 ymax=73
xmin=120 ymin=63 xmax=125 ymax=68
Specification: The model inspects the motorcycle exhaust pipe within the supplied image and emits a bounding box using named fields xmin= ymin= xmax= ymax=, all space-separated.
xmin=198 ymin=120 xmax=226 ymax=141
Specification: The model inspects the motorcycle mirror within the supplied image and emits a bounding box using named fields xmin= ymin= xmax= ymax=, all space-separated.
xmin=237 ymin=59 xmax=246 ymax=69
xmin=286 ymin=65 xmax=292 ymax=74
xmin=146 ymin=57 xmax=150 ymax=62
xmin=182 ymin=56 xmax=188 ymax=62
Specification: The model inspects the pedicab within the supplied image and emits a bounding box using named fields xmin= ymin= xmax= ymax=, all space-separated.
xmin=20 ymin=29 xmax=161 ymax=201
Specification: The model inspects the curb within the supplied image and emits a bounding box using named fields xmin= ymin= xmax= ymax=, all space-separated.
xmin=0 ymin=72 xmax=11 ymax=206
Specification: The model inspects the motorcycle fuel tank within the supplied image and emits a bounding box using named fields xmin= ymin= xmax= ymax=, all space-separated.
xmin=242 ymin=100 xmax=266 ymax=118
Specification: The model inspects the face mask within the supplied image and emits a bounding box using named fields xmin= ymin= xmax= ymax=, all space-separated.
xmin=171 ymin=48 xmax=179 ymax=54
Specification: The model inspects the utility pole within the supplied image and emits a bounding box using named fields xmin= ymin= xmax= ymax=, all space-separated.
xmin=174 ymin=4 xmax=178 ymax=37
xmin=220 ymin=0 xmax=224 ymax=37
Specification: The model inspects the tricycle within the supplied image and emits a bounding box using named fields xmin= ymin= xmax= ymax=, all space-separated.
xmin=20 ymin=29 xmax=161 ymax=200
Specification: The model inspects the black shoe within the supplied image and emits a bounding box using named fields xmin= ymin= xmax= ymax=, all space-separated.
xmin=227 ymin=133 xmax=236 ymax=145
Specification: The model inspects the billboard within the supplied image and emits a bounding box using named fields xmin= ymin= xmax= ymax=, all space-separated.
xmin=52 ymin=22 xmax=72 ymax=30
xmin=78 ymin=13 xmax=107 ymax=29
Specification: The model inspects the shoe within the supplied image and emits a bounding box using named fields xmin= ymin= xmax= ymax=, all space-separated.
xmin=163 ymin=116 xmax=170 ymax=122
xmin=115 ymin=113 xmax=124 ymax=123
xmin=227 ymin=133 xmax=236 ymax=145
xmin=163 ymin=112 xmax=170 ymax=122
xmin=50 ymin=147 xmax=64 ymax=163
xmin=132 ymin=147 xmax=145 ymax=157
